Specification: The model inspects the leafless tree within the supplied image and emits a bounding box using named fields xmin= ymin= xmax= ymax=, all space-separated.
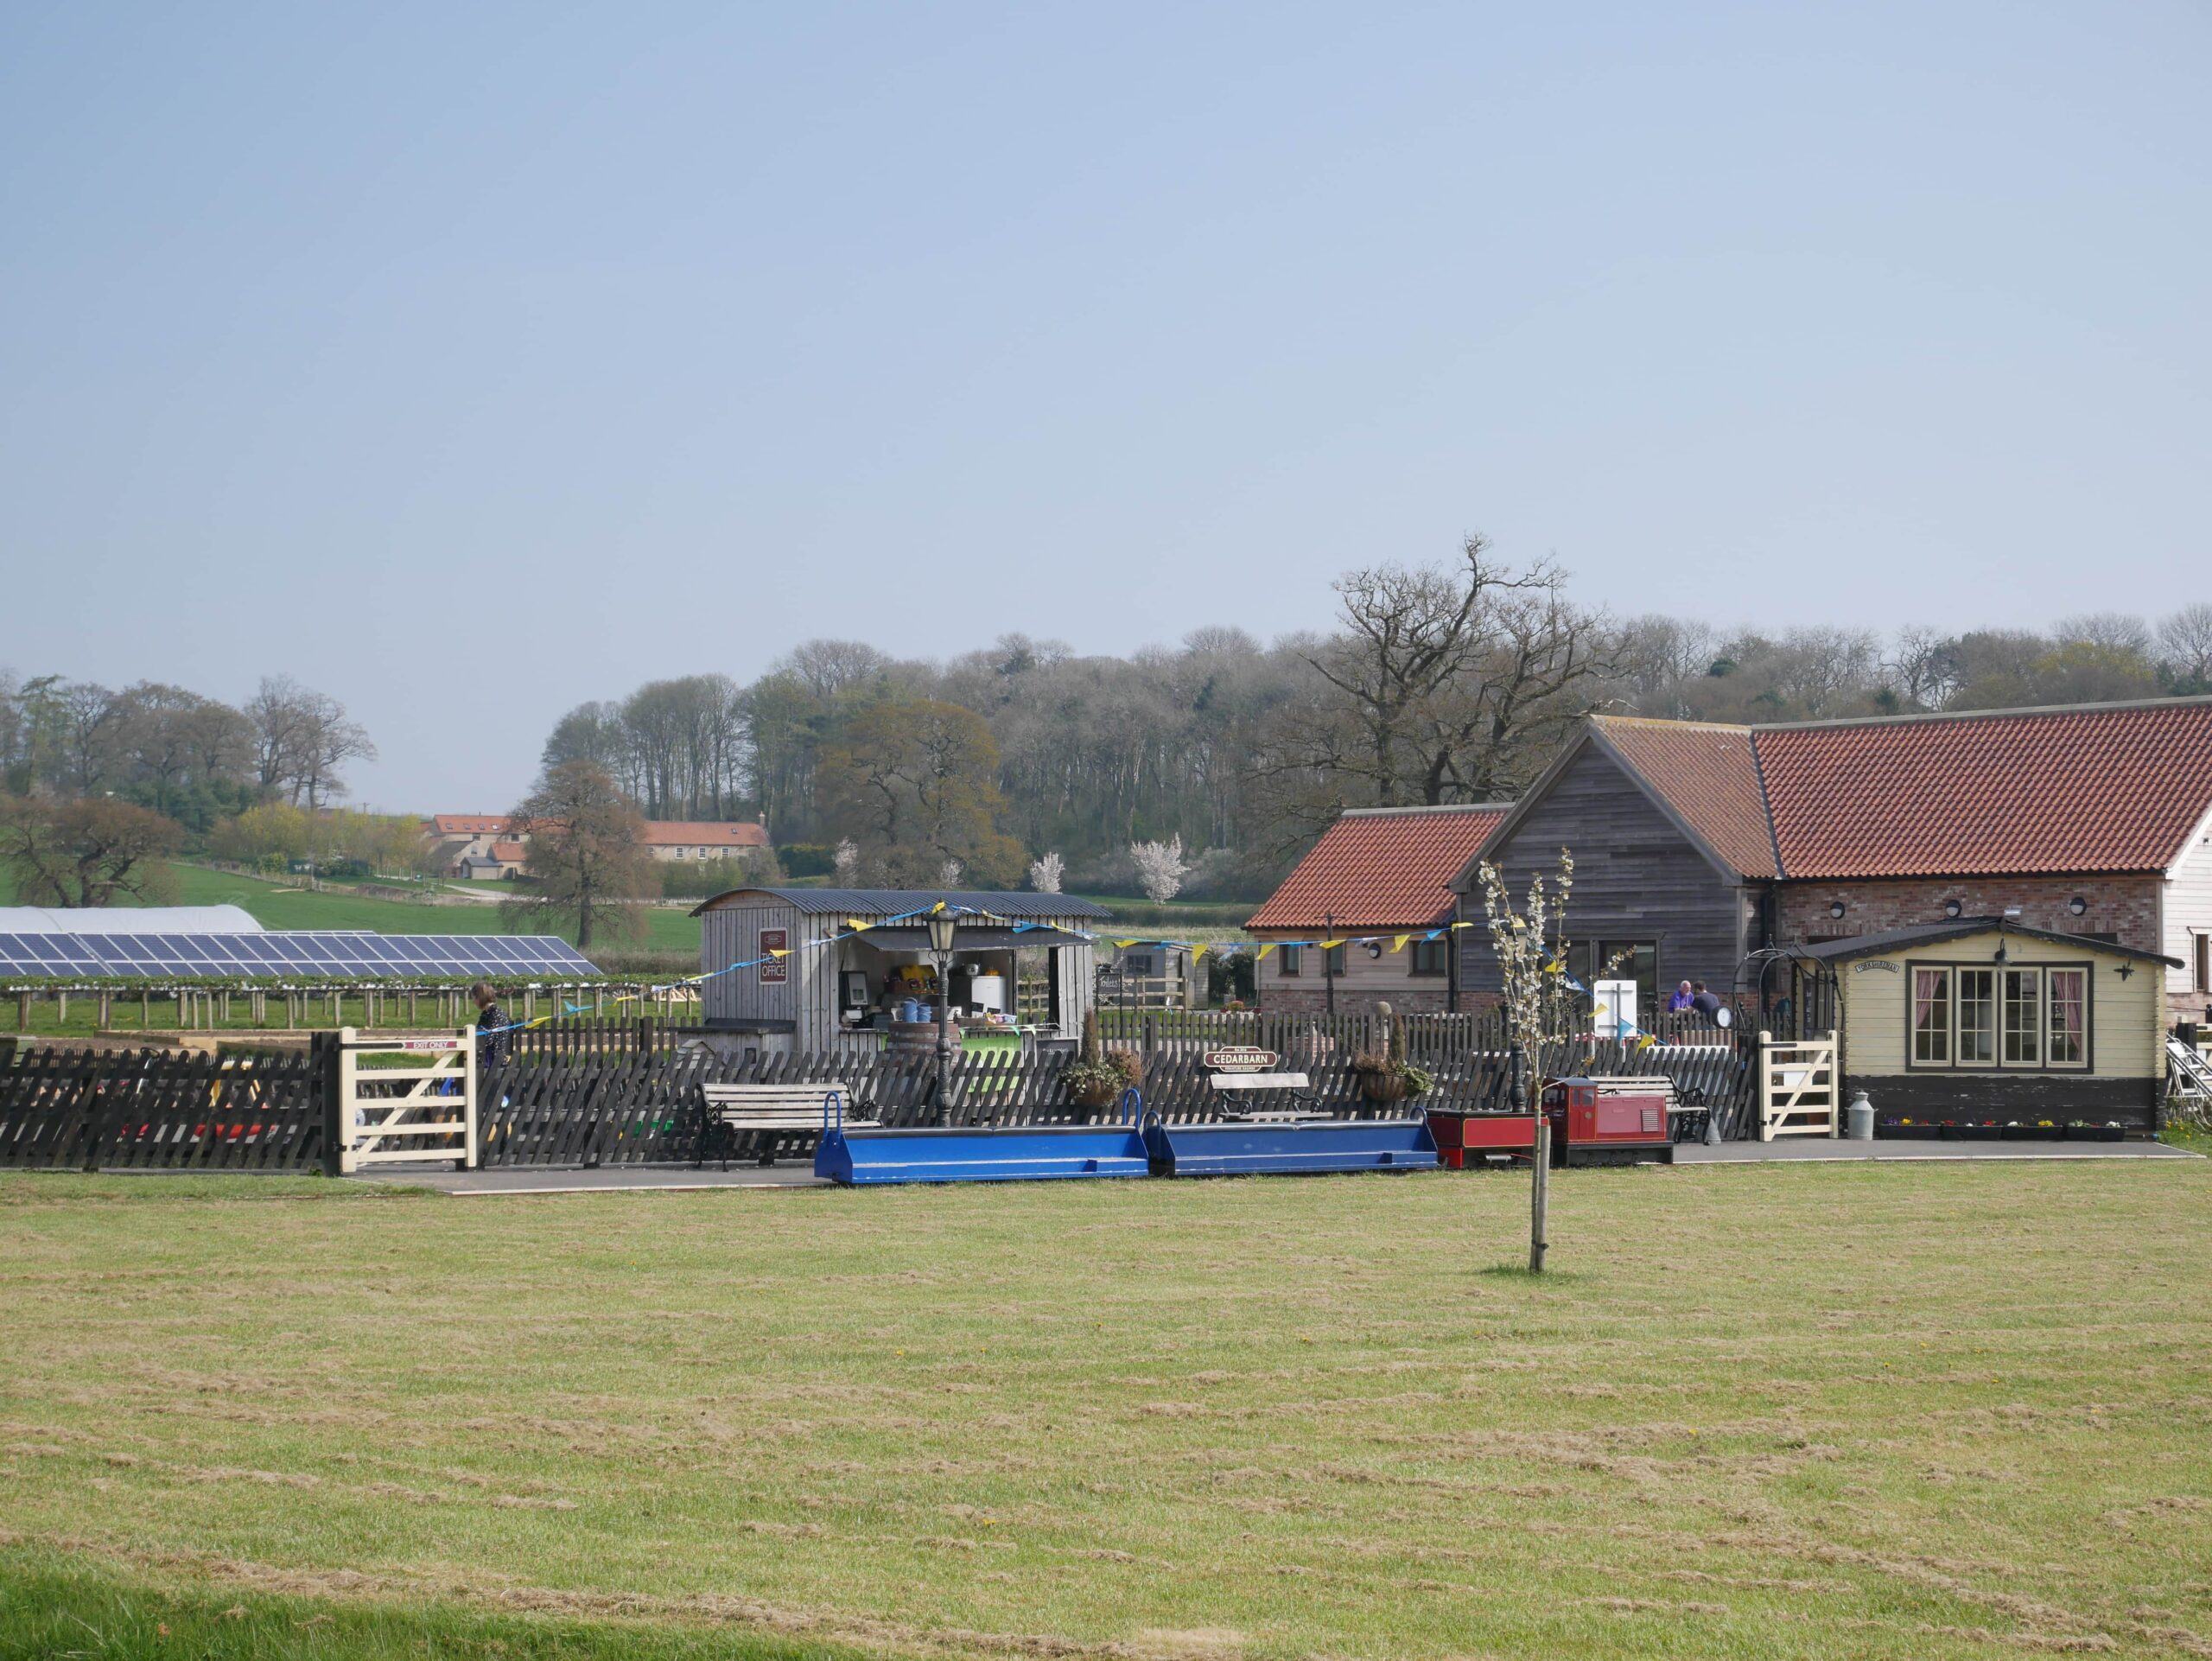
xmin=2158 ymin=603 xmax=2212 ymax=686
xmin=2052 ymin=612 xmax=2155 ymax=656
xmin=246 ymin=677 xmax=314 ymax=795
xmin=292 ymin=691 xmax=375 ymax=809
xmin=777 ymin=639 xmax=893 ymax=701
xmin=1886 ymin=627 xmax=1962 ymax=711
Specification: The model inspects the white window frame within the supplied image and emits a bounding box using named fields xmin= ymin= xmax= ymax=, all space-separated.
xmin=1905 ymin=959 xmax=2093 ymax=1072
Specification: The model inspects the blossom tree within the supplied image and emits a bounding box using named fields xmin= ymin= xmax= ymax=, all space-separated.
xmin=1129 ymin=835 xmax=1188 ymax=904
xmin=1028 ymin=850 xmax=1065 ymax=894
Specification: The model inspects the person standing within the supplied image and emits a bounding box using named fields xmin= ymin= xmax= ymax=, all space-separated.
xmin=471 ymin=981 xmax=512 ymax=1072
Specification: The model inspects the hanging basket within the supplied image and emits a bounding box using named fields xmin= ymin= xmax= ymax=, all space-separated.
xmin=1359 ymin=1071 xmax=1410 ymax=1105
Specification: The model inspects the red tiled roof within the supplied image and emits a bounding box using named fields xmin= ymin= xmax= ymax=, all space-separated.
xmin=487 ymin=842 xmax=527 ymax=862
xmin=1247 ymin=805 xmax=1510 ymax=931
xmin=638 ymin=821 xmax=769 ymax=848
xmin=1591 ymin=716 xmax=1778 ymax=879
xmin=431 ymin=814 xmax=509 ymax=835
xmin=1755 ymin=701 xmax=2212 ymax=877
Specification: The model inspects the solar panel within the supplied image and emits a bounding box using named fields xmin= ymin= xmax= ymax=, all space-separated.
xmin=0 ymin=929 xmax=600 ymax=981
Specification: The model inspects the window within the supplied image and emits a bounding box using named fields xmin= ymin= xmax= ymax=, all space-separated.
xmin=1410 ymin=939 xmax=1449 ymax=977
xmin=2047 ymin=969 xmax=2086 ymax=1066
xmin=2002 ymin=969 xmax=2041 ymax=1065
xmin=1123 ymin=951 xmax=1155 ymax=976
xmin=1277 ymin=945 xmax=1302 ymax=977
xmin=1956 ymin=969 xmax=1995 ymax=1064
xmin=1911 ymin=967 xmax=1949 ymax=1063
xmin=1906 ymin=960 xmax=2089 ymax=1071
xmin=2198 ymin=935 xmax=2210 ymax=995
xmin=1324 ymin=943 xmax=1348 ymax=977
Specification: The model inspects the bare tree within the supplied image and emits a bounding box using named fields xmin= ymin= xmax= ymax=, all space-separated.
xmin=1886 ymin=627 xmax=1962 ymax=711
xmin=504 ymin=761 xmax=650 ymax=950
xmin=246 ymin=677 xmax=314 ymax=796
xmin=2158 ymin=603 xmax=2212 ymax=688
xmin=777 ymin=639 xmax=893 ymax=701
xmin=2052 ymin=612 xmax=2155 ymax=656
xmin=293 ymin=691 xmax=375 ymax=809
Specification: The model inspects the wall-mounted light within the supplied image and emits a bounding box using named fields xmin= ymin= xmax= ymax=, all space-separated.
xmin=2116 ymin=961 xmax=2133 ymax=980
xmin=1828 ymin=901 xmax=1847 ymax=920
xmin=1943 ymin=900 xmax=1963 ymax=920
xmin=1993 ymin=942 xmax=2010 ymax=964
xmin=1363 ymin=940 xmax=1383 ymax=960
xmin=2068 ymin=896 xmax=2088 ymax=916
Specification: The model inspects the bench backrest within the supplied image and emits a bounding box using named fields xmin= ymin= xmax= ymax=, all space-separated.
xmin=1207 ymin=1072 xmax=1311 ymax=1091
xmin=701 ymin=1083 xmax=842 ymax=1111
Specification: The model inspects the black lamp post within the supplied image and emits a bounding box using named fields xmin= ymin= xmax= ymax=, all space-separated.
xmin=1323 ymin=912 xmax=1338 ymax=1015
xmin=927 ymin=909 xmax=959 ymax=1117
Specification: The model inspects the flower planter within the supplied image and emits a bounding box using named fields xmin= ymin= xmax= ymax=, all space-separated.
xmin=1880 ymin=1122 xmax=1942 ymax=1140
xmin=1942 ymin=1123 xmax=2003 ymax=1142
xmin=2065 ymin=1123 xmax=2126 ymax=1142
xmin=1358 ymin=1072 xmax=1410 ymax=1106
xmin=1069 ymin=1082 xmax=1120 ymax=1111
xmin=2001 ymin=1124 xmax=2064 ymax=1141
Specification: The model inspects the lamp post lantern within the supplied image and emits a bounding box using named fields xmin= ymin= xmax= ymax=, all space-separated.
xmin=926 ymin=909 xmax=959 ymax=1118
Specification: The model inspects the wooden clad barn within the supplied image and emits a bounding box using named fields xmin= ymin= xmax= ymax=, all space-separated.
xmin=1792 ymin=918 xmax=2180 ymax=1132
xmin=1456 ymin=697 xmax=2212 ymax=1031
xmin=691 ymin=888 xmax=1106 ymax=1051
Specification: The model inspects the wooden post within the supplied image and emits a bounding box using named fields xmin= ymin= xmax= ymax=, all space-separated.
xmin=1529 ymin=1114 xmax=1551 ymax=1273
xmin=140 ymin=990 xmax=149 ymax=1029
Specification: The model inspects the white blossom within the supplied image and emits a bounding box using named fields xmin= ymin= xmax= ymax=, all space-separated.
xmin=1028 ymin=850 xmax=1065 ymax=894
xmin=1128 ymin=835 xmax=1188 ymax=904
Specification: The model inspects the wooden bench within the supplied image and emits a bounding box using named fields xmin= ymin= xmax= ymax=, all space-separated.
xmin=1207 ymin=1070 xmax=1326 ymax=1121
xmin=694 ymin=1083 xmax=880 ymax=1170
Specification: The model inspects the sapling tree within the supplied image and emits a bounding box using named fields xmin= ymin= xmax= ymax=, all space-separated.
xmin=1474 ymin=848 xmax=1584 ymax=1273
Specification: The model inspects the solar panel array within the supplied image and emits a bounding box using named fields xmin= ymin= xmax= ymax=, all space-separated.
xmin=0 ymin=931 xmax=601 ymax=982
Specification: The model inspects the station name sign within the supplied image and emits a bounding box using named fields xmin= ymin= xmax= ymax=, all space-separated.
xmin=1203 ymin=1047 xmax=1279 ymax=1072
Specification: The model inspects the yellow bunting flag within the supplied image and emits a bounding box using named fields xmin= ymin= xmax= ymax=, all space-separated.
xmin=847 ymin=920 xmax=874 ymax=932
xmin=1391 ymin=935 xmax=1410 ymax=953
xmin=1113 ymin=938 xmax=1138 ymax=949
xmin=1319 ymin=939 xmax=1344 ymax=950
xmin=1190 ymin=943 xmax=1207 ymax=959
xmin=1255 ymin=943 xmax=1277 ymax=961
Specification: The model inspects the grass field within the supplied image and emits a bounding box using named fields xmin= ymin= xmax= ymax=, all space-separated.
xmin=3 ymin=1161 xmax=2210 ymax=1659
xmin=1 ymin=862 xmax=706 ymax=954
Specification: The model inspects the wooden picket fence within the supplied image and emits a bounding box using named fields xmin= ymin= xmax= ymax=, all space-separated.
xmin=0 ymin=1041 xmax=328 ymax=1171
xmin=0 ymin=1022 xmax=1762 ymax=1172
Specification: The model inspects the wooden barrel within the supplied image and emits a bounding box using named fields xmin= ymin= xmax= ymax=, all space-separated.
xmin=887 ymin=1020 xmax=960 ymax=1056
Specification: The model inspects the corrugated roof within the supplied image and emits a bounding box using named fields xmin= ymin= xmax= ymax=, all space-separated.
xmin=692 ymin=888 xmax=1112 ymax=920
xmin=0 ymin=905 xmax=264 ymax=934
xmin=1248 ymin=805 xmax=1510 ymax=931
xmin=1756 ymin=699 xmax=2212 ymax=877
xmin=1591 ymin=716 xmax=1779 ymax=879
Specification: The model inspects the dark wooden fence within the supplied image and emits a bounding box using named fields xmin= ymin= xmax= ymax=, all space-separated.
xmin=1 ymin=1021 xmax=1759 ymax=1172
xmin=0 ymin=1041 xmax=328 ymax=1171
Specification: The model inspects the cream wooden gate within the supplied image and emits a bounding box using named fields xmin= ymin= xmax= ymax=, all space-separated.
xmin=336 ymin=1028 xmax=476 ymax=1172
xmin=1758 ymin=1029 xmax=1838 ymax=1140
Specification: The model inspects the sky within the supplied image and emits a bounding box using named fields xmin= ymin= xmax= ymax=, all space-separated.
xmin=2 ymin=2 xmax=2207 ymax=814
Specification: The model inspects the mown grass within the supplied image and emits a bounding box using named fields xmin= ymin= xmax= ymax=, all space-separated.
xmin=2 ymin=1161 xmax=2209 ymax=1659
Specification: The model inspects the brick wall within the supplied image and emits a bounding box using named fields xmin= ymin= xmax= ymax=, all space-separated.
xmin=1776 ymin=875 xmax=2161 ymax=957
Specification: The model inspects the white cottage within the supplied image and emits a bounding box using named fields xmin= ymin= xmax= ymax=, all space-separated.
xmin=691 ymin=888 xmax=1106 ymax=1052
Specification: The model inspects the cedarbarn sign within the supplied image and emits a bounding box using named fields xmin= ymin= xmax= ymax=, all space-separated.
xmin=1203 ymin=1047 xmax=1278 ymax=1072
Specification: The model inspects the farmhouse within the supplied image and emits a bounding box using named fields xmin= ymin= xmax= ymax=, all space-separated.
xmin=637 ymin=820 xmax=771 ymax=862
xmin=1452 ymin=697 xmax=2212 ymax=1032
xmin=1247 ymin=804 xmax=1510 ymax=1015
xmin=427 ymin=814 xmax=770 ymax=876
xmin=692 ymin=888 xmax=1107 ymax=1052
xmin=1790 ymin=917 xmax=2180 ymax=1132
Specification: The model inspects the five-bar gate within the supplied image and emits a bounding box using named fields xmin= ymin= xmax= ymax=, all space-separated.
xmin=335 ymin=1028 xmax=475 ymax=1172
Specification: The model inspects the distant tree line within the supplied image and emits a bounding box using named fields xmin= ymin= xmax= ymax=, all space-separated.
xmin=0 ymin=671 xmax=385 ymax=907
xmin=537 ymin=546 xmax=2212 ymax=900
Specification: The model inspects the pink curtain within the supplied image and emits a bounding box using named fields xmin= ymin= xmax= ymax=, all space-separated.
xmin=1914 ymin=969 xmax=1943 ymax=1033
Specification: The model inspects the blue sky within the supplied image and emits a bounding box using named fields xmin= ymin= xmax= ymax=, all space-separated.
xmin=3 ymin=2 xmax=2206 ymax=812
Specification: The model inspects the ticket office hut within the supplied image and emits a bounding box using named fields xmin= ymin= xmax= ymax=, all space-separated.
xmin=692 ymin=888 xmax=1105 ymax=1051
xmin=1796 ymin=918 xmax=2179 ymax=1131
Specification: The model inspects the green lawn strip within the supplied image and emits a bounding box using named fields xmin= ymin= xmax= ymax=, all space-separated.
xmin=2 ymin=1164 xmax=2209 ymax=1658
xmin=0 ymin=1173 xmax=429 ymax=1206
xmin=0 ymin=1543 xmax=856 ymax=1661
